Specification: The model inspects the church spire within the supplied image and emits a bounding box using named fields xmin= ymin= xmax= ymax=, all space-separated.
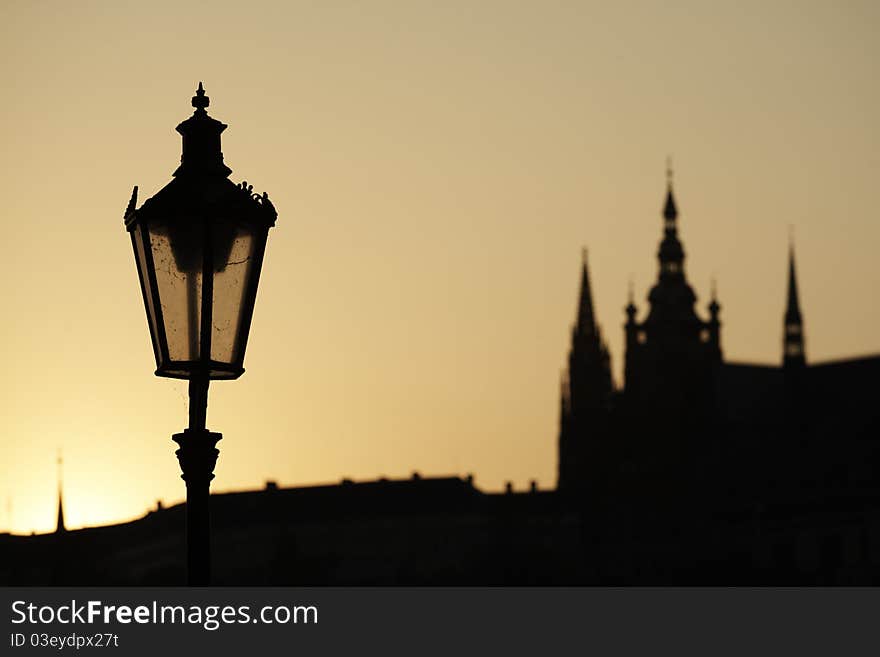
xmin=783 ymin=239 xmax=806 ymax=367
xmin=56 ymin=492 xmax=65 ymax=534
xmin=627 ymin=166 xmax=708 ymax=391
xmin=785 ymin=242 xmax=801 ymax=324
xmin=656 ymin=161 xmax=685 ymax=279
xmin=576 ymin=247 xmax=597 ymax=337
xmin=663 ymin=158 xmax=678 ymax=225
xmin=625 ymin=277 xmax=637 ymax=322
xmin=557 ymin=246 xmax=613 ymax=492
xmin=55 ymin=450 xmax=66 ymax=534
xmin=708 ymin=277 xmax=720 ymax=318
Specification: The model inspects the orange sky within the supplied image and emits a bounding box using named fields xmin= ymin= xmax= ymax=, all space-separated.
xmin=1 ymin=0 xmax=878 ymax=533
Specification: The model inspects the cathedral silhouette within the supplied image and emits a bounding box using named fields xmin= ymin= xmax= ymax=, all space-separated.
xmin=2 ymin=175 xmax=878 ymax=585
xmin=556 ymin=173 xmax=879 ymax=582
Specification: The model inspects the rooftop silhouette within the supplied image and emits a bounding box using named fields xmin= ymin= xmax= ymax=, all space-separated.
xmin=3 ymin=174 xmax=878 ymax=585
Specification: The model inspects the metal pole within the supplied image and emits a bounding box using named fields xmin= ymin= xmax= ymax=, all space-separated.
xmin=173 ymin=373 xmax=221 ymax=585
xmin=188 ymin=374 xmax=209 ymax=431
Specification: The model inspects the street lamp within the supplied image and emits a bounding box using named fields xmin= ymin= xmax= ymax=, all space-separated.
xmin=123 ymin=83 xmax=277 ymax=585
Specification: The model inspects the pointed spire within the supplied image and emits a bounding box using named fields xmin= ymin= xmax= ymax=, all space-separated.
xmin=576 ymin=247 xmax=596 ymax=335
xmin=56 ymin=491 xmax=65 ymax=534
xmin=708 ymin=277 xmax=720 ymax=318
xmin=656 ymin=162 xmax=685 ymax=278
xmin=663 ymin=158 xmax=678 ymax=223
xmin=559 ymin=246 xmax=614 ymax=493
xmin=625 ymin=277 xmax=637 ymax=321
xmin=785 ymin=240 xmax=801 ymax=324
xmin=783 ymin=236 xmax=806 ymax=367
xmin=55 ymin=450 xmax=65 ymax=534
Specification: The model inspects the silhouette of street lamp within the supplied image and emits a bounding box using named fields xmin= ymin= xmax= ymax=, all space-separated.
xmin=123 ymin=83 xmax=277 ymax=585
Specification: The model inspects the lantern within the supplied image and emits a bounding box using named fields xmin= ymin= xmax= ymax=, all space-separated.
xmin=123 ymin=83 xmax=277 ymax=585
xmin=125 ymin=83 xmax=276 ymax=382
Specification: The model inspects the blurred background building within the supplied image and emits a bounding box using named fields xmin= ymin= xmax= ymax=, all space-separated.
xmin=3 ymin=179 xmax=878 ymax=585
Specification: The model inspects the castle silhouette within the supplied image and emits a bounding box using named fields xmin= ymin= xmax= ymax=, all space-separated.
xmin=554 ymin=173 xmax=879 ymax=582
xmin=2 ymin=175 xmax=878 ymax=585
xmin=561 ymin=170 xmax=811 ymax=497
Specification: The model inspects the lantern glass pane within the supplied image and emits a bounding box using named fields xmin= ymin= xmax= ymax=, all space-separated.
xmin=210 ymin=220 xmax=257 ymax=364
xmin=148 ymin=217 xmax=204 ymax=363
xmin=132 ymin=226 xmax=161 ymax=360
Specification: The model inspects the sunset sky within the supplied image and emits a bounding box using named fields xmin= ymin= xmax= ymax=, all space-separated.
xmin=1 ymin=0 xmax=878 ymax=533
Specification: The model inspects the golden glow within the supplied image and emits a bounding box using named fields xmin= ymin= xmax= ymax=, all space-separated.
xmin=1 ymin=1 xmax=879 ymax=533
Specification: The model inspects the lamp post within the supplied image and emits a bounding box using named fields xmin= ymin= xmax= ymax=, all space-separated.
xmin=123 ymin=83 xmax=277 ymax=585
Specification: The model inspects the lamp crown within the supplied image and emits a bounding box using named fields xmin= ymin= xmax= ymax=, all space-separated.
xmin=175 ymin=83 xmax=230 ymax=178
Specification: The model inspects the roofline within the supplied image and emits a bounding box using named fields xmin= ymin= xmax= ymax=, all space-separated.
xmin=725 ymin=353 xmax=880 ymax=371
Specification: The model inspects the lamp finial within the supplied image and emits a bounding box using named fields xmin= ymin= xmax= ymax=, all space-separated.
xmin=192 ymin=82 xmax=210 ymax=110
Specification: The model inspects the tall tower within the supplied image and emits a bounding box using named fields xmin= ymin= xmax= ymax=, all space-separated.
xmin=558 ymin=249 xmax=613 ymax=492
xmin=641 ymin=168 xmax=704 ymax=343
xmin=783 ymin=242 xmax=806 ymax=368
xmin=622 ymin=167 xmax=720 ymax=482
